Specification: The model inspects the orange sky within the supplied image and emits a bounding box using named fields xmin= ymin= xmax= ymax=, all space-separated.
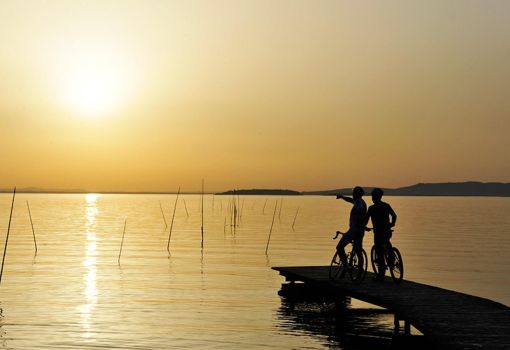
xmin=1 ymin=1 xmax=509 ymax=192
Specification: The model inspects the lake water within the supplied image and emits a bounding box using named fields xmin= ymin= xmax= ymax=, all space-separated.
xmin=0 ymin=193 xmax=508 ymax=349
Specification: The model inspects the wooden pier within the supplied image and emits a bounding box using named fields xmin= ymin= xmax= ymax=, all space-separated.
xmin=272 ymin=266 xmax=510 ymax=350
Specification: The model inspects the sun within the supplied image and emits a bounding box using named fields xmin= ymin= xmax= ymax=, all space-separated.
xmin=66 ymin=65 xmax=124 ymax=116
xmin=53 ymin=41 xmax=137 ymax=118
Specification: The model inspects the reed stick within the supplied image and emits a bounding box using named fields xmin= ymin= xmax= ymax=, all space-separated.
xmin=0 ymin=187 xmax=16 ymax=285
xmin=183 ymin=199 xmax=189 ymax=217
xmin=233 ymin=194 xmax=237 ymax=228
xmin=292 ymin=206 xmax=300 ymax=230
xmin=237 ymin=190 xmax=240 ymax=222
xmin=262 ymin=198 xmax=268 ymax=215
xmin=159 ymin=201 xmax=168 ymax=228
xmin=118 ymin=219 xmax=127 ymax=264
xmin=167 ymin=187 xmax=181 ymax=254
xmin=265 ymin=200 xmax=278 ymax=255
xmin=201 ymin=180 xmax=204 ymax=249
xmin=228 ymin=200 xmax=232 ymax=230
xmin=278 ymin=196 xmax=283 ymax=220
xmin=26 ymin=201 xmax=37 ymax=253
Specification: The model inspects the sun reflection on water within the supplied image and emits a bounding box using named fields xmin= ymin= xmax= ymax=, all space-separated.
xmin=80 ymin=193 xmax=100 ymax=338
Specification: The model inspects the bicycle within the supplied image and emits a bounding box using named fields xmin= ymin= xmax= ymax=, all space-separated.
xmin=329 ymin=231 xmax=367 ymax=282
xmin=369 ymin=230 xmax=404 ymax=283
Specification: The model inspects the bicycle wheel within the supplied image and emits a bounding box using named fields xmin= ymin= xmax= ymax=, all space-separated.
xmin=370 ymin=245 xmax=379 ymax=275
xmin=388 ymin=247 xmax=404 ymax=283
xmin=349 ymin=250 xmax=365 ymax=282
xmin=329 ymin=251 xmax=347 ymax=280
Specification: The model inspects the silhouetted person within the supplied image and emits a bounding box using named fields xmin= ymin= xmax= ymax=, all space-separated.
xmin=366 ymin=188 xmax=397 ymax=281
xmin=334 ymin=186 xmax=367 ymax=269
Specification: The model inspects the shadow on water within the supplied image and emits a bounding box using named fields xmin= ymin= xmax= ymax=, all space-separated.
xmin=277 ymin=297 xmax=432 ymax=350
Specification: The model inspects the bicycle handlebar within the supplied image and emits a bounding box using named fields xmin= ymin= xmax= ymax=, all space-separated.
xmin=333 ymin=231 xmax=343 ymax=240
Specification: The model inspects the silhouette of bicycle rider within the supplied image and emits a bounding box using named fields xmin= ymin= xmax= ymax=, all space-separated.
xmin=335 ymin=186 xmax=367 ymax=270
xmin=366 ymin=188 xmax=397 ymax=280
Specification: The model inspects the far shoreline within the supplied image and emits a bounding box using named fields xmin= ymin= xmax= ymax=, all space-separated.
xmin=1 ymin=181 xmax=510 ymax=197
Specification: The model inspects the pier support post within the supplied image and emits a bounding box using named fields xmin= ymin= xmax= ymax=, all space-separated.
xmin=334 ymin=295 xmax=351 ymax=311
xmin=404 ymin=320 xmax=411 ymax=336
xmin=394 ymin=315 xmax=411 ymax=336
xmin=394 ymin=315 xmax=400 ymax=335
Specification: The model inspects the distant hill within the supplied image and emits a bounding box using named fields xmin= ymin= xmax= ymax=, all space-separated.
xmin=304 ymin=182 xmax=510 ymax=197
xmin=0 ymin=188 xmax=196 ymax=194
xmin=0 ymin=187 xmax=87 ymax=194
xmin=216 ymin=189 xmax=302 ymax=196
xmin=389 ymin=182 xmax=510 ymax=196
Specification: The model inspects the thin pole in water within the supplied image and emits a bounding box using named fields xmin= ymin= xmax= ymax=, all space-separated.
xmin=159 ymin=201 xmax=168 ymax=228
xmin=237 ymin=190 xmax=240 ymax=223
xmin=292 ymin=206 xmax=300 ymax=231
xmin=262 ymin=198 xmax=268 ymax=215
xmin=265 ymin=200 xmax=278 ymax=255
xmin=228 ymin=200 xmax=232 ymax=229
xmin=240 ymin=199 xmax=245 ymax=221
xmin=278 ymin=196 xmax=283 ymax=220
xmin=26 ymin=201 xmax=38 ymax=253
xmin=118 ymin=219 xmax=127 ymax=264
xmin=232 ymin=191 xmax=237 ymax=229
xmin=0 ymin=187 xmax=16 ymax=286
xmin=201 ymin=179 xmax=204 ymax=249
xmin=183 ymin=199 xmax=189 ymax=217
xmin=167 ymin=187 xmax=181 ymax=254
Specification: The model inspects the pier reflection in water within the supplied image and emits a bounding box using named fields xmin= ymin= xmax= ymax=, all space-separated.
xmin=277 ymin=297 xmax=431 ymax=350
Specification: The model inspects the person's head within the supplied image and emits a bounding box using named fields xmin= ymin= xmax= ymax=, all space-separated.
xmin=371 ymin=188 xmax=384 ymax=203
xmin=352 ymin=186 xmax=365 ymax=199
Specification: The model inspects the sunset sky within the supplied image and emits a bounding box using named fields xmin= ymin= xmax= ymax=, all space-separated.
xmin=1 ymin=1 xmax=509 ymax=192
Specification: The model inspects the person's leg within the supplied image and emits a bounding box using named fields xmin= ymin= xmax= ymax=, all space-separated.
xmin=337 ymin=229 xmax=354 ymax=265
xmin=374 ymin=233 xmax=386 ymax=278
xmin=352 ymin=230 xmax=364 ymax=270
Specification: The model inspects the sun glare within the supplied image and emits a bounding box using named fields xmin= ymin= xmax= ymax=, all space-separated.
xmin=53 ymin=41 xmax=137 ymax=118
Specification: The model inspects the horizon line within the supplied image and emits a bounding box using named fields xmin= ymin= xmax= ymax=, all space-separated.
xmin=1 ymin=180 xmax=509 ymax=196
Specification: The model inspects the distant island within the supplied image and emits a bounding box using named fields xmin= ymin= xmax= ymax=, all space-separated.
xmin=303 ymin=182 xmax=510 ymax=197
xmin=217 ymin=182 xmax=510 ymax=197
xmin=216 ymin=189 xmax=302 ymax=196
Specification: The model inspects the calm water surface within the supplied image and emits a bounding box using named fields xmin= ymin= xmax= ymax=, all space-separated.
xmin=0 ymin=194 xmax=508 ymax=349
